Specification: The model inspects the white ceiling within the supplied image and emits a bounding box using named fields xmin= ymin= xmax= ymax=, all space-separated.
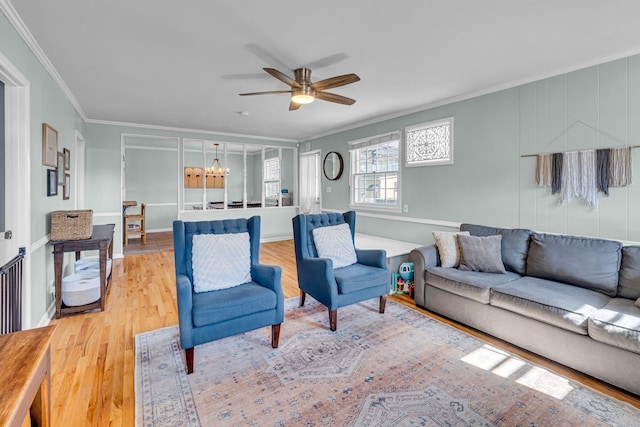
xmin=9 ymin=0 xmax=640 ymax=141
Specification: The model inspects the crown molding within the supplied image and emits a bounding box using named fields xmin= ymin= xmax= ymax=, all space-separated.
xmin=85 ymin=118 xmax=298 ymax=144
xmin=0 ymin=0 xmax=87 ymax=120
xmin=306 ymin=46 xmax=640 ymax=142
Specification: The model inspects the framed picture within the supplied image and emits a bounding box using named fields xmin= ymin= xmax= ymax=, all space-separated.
xmin=63 ymin=173 xmax=71 ymax=200
xmin=42 ymin=123 xmax=58 ymax=167
xmin=47 ymin=169 xmax=58 ymax=196
xmin=57 ymin=152 xmax=65 ymax=185
xmin=63 ymin=148 xmax=71 ymax=170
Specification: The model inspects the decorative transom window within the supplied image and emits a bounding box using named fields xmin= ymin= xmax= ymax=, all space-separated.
xmin=405 ymin=117 xmax=454 ymax=167
xmin=349 ymin=132 xmax=400 ymax=210
xmin=264 ymin=157 xmax=280 ymax=198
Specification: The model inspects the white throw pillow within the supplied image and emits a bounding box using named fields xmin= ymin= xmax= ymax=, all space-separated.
xmin=635 ymin=297 xmax=640 ymax=308
xmin=432 ymin=230 xmax=470 ymax=268
xmin=191 ymin=232 xmax=251 ymax=293
xmin=312 ymin=223 xmax=358 ymax=269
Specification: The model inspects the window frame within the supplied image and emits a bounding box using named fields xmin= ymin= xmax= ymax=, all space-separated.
xmin=263 ymin=156 xmax=281 ymax=199
xmin=348 ymin=132 xmax=402 ymax=213
xmin=405 ymin=117 xmax=454 ymax=167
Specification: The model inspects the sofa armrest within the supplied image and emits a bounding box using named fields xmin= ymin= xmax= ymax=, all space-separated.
xmin=410 ymin=245 xmax=440 ymax=307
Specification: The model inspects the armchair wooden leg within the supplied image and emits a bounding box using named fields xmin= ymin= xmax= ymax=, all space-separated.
xmin=299 ymin=290 xmax=306 ymax=306
xmin=379 ymin=295 xmax=387 ymax=313
xmin=271 ymin=324 xmax=281 ymax=348
xmin=185 ymin=347 xmax=194 ymax=374
xmin=329 ymin=309 xmax=337 ymax=331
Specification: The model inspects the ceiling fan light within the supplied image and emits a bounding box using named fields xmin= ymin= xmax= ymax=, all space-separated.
xmin=291 ymin=88 xmax=315 ymax=104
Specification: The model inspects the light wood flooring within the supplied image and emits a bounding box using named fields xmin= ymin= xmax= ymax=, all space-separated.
xmin=47 ymin=234 xmax=640 ymax=426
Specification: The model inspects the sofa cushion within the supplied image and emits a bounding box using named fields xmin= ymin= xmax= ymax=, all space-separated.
xmin=192 ymin=282 xmax=277 ymax=327
xmin=458 ymin=234 xmax=506 ymax=274
xmin=490 ymin=276 xmax=611 ymax=335
xmin=589 ymin=298 xmax=640 ymax=355
xmin=426 ymin=267 xmax=521 ymax=304
xmin=619 ymin=246 xmax=640 ymax=299
xmin=334 ymin=263 xmax=390 ymax=294
xmin=432 ymin=231 xmax=469 ymax=268
xmin=460 ymin=224 xmax=532 ymax=275
xmin=525 ymin=233 xmax=622 ymax=297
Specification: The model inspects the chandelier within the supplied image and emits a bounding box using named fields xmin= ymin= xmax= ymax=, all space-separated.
xmin=206 ymin=143 xmax=229 ymax=177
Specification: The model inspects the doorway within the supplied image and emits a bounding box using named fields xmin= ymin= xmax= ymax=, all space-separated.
xmin=74 ymin=130 xmax=85 ymax=209
xmin=299 ymin=150 xmax=321 ymax=214
xmin=0 ymin=52 xmax=31 ymax=327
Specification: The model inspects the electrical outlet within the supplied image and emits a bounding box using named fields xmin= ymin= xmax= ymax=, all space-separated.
xmin=326 ymin=186 xmax=332 ymax=193
xmin=403 ymin=204 xmax=409 ymax=213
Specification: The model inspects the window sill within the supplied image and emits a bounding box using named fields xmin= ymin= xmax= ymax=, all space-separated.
xmin=349 ymin=203 xmax=402 ymax=214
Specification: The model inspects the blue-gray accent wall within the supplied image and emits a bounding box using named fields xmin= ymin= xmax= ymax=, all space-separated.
xmin=307 ymin=56 xmax=640 ymax=245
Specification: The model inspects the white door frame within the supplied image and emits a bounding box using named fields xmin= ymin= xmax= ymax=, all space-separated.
xmin=299 ymin=149 xmax=322 ymax=213
xmin=0 ymin=51 xmax=32 ymax=328
xmin=74 ymin=130 xmax=85 ymax=209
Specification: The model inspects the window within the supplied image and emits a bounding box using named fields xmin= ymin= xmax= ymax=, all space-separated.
xmin=349 ymin=132 xmax=400 ymax=210
xmin=264 ymin=157 xmax=280 ymax=198
xmin=405 ymin=117 xmax=454 ymax=167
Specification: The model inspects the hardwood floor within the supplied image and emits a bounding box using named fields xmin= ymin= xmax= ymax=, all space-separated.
xmin=47 ymin=237 xmax=640 ymax=426
xmin=123 ymin=230 xmax=173 ymax=256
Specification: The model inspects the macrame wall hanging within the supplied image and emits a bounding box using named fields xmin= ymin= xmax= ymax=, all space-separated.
xmin=522 ymin=121 xmax=638 ymax=206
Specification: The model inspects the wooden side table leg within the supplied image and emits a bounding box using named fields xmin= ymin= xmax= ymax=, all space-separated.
xmin=99 ymin=246 xmax=107 ymax=311
xmin=53 ymin=249 xmax=63 ymax=319
xmin=30 ymin=349 xmax=51 ymax=426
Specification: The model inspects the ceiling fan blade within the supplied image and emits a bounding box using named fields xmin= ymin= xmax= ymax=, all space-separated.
xmin=289 ymin=101 xmax=301 ymax=111
xmin=305 ymin=53 xmax=348 ymax=70
xmin=222 ymin=72 xmax=271 ymax=80
xmin=315 ymin=91 xmax=356 ymax=105
xmin=263 ymin=68 xmax=301 ymax=88
xmin=239 ymin=90 xmax=293 ymax=96
xmin=245 ymin=43 xmax=292 ymax=73
xmin=311 ymin=73 xmax=360 ymax=91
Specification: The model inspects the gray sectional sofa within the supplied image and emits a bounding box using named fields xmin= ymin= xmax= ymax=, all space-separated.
xmin=410 ymin=223 xmax=640 ymax=396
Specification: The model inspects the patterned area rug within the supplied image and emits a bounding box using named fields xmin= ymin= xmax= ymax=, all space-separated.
xmin=135 ymin=298 xmax=640 ymax=426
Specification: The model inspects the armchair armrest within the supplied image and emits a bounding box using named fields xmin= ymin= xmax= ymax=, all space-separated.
xmin=176 ymin=274 xmax=194 ymax=348
xmin=251 ymin=264 xmax=283 ymax=294
xmin=297 ymin=257 xmax=339 ymax=308
xmin=252 ymin=263 xmax=284 ymax=320
xmin=355 ymin=248 xmax=387 ymax=269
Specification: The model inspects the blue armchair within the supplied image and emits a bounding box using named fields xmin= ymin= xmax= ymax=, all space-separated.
xmin=292 ymin=211 xmax=390 ymax=331
xmin=173 ymin=216 xmax=284 ymax=373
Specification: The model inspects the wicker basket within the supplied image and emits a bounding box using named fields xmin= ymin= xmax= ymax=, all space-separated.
xmin=50 ymin=210 xmax=93 ymax=241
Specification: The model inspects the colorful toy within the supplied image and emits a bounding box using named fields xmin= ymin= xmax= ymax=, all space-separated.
xmin=399 ymin=262 xmax=414 ymax=281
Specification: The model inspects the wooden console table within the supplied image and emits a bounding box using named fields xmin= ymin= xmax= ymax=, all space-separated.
xmin=52 ymin=224 xmax=115 ymax=318
xmin=0 ymin=325 xmax=55 ymax=427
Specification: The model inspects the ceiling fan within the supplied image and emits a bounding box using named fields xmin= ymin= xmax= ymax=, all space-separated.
xmin=239 ymin=67 xmax=360 ymax=111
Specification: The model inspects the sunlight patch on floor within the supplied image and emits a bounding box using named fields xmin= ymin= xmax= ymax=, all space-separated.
xmin=461 ymin=344 xmax=573 ymax=400
xmin=516 ymin=366 xmax=573 ymax=399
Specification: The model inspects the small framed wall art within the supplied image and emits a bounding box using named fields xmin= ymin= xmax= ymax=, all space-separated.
xmin=47 ymin=169 xmax=58 ymax=196
xmin=63 ymin=148 xmax=71 ymax=170
xmin=42 ymin=123 xmax=58 ymax=167
xmin=63 ymin=173 xmax=71 ymax=200
xmin=57 ymin=152 xmax=65 ymax=185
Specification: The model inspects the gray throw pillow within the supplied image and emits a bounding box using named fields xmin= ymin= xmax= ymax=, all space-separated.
xmin=458 ymin=234 xmax=506 ymax=274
